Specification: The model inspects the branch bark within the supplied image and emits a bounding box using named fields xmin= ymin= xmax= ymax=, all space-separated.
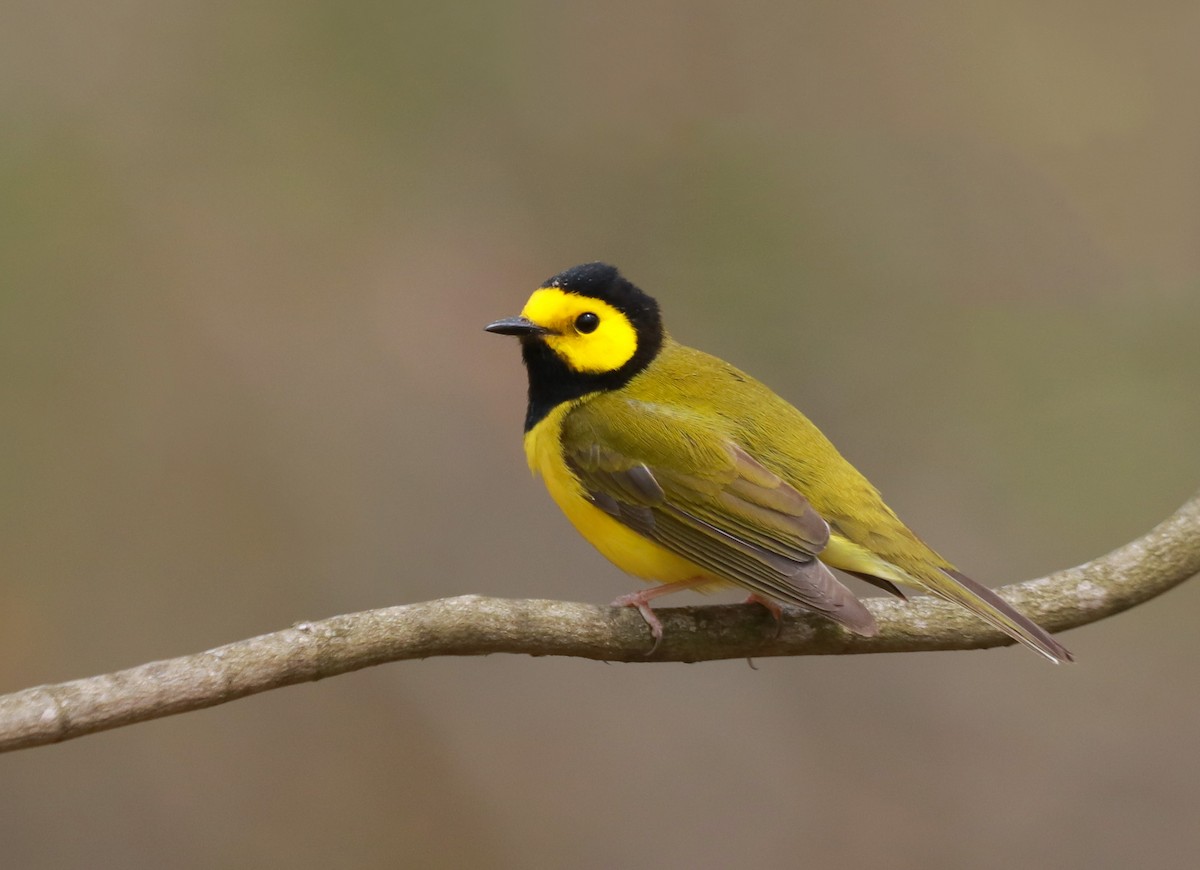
xmin=2 ymin=490 xmax=1198 ymax=754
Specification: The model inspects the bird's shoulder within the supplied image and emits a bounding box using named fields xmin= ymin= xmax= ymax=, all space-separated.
xmin=561 ymin=367 xmax=832 ymax=556
xmin=574 ymin=339 xmax=832 ymax=469
xmin=562 ymin=338 xmax=898 ymax=535
xmin=561 ymin=341 xmax=741 ymax=472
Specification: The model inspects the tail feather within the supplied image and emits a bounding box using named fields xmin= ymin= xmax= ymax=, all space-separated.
xmin=935 ymin=568 xmax=1073 ymax=664
xmin=820 ymin=534 xmax=1071 ymax=661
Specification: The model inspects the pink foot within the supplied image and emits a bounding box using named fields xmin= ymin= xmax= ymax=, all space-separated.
xmin=610 ymin=578 xmax=707 ymax=655
xmin=611 ymin=590 xmax=665 ymax=654
xmin=744 ymin=593 xmax=785 ymax=638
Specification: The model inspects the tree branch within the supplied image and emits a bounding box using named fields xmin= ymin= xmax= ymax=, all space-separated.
xmin=2 ymin=490 xmax=1198 ymax=753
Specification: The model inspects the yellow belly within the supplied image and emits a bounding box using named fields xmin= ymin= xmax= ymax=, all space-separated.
xmin=524 ymin=403 xmax=714 ymax=586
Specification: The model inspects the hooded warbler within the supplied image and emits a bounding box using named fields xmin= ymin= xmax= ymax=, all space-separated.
xmin=486 ymin=262 xmax=1071 ymax=663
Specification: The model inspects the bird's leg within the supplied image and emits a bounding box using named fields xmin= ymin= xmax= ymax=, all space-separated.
xmin=611 ymin=578 xmax=707 ymax=655
xmin=743 ymin=593 xmax=785 ymax=638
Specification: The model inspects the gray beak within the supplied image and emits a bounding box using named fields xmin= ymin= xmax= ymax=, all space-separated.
xmin=484 ymin=316 xmax=551 ymax=337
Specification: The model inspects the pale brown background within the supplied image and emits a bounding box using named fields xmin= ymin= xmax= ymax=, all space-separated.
xmin=3 ymin=3 xmax=1199 ymax=868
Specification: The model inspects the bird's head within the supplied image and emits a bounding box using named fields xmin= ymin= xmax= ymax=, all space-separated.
xmin=486 ymin=263 xmax=665 ymax=429
xmin=485 ymin=262 xmax=662 ymax=375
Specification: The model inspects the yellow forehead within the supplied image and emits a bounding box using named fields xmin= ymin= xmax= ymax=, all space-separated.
xmin=520 ymin=287 xmax=616 ymax=329
xmin=520 ymin=286 xmax=638 ymax=374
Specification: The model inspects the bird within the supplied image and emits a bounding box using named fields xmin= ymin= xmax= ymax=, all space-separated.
xmin=485 ymin=262 xmax=1071 ymax=663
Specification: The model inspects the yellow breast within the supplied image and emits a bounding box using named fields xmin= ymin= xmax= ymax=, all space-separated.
xmin=523 ymin=402 xmax=713 ymax=586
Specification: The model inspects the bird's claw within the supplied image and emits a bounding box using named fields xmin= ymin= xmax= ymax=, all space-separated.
xmin=611 ymin=591 xmax=665 ymax=656
xmin=744 ymin=594 xmax=786 ymax=639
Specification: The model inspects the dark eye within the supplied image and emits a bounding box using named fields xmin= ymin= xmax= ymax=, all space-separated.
xmin=575 ymin=312 xmax=600 ymax=334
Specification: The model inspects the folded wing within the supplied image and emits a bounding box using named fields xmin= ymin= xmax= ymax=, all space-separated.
xmin=565 ymin=421 xmax=877 ymax=636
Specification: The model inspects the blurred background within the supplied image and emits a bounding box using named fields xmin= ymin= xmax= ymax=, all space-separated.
xmin=2 ymin=2 xmax=1199 ymax=867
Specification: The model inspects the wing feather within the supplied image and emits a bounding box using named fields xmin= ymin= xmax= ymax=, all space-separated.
xmin=563 ymin=403 xmax=876 ymax=636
